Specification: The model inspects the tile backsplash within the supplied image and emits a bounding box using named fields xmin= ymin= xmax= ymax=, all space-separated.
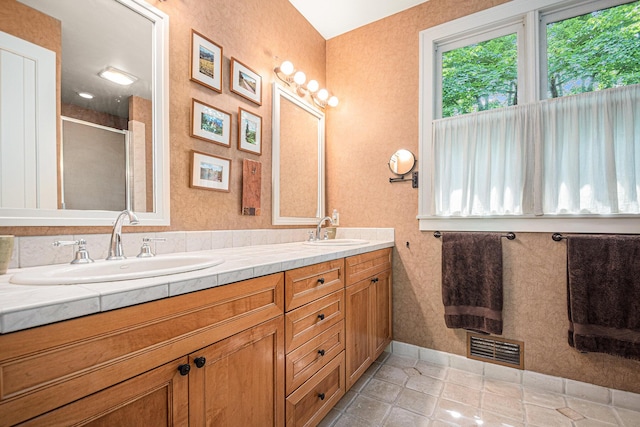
xmin=6 ymin=228 xmax=395 ymax=269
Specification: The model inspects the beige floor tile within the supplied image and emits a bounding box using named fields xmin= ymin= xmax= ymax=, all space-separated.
xmin=525 ymin=404 xmax=574 ymax=426
xmin=395 ymin=388 xmax=438 ymax=416
xmin=383 ymin=407 xmax=430 ymax=427
xmin=446 ymin=368 xmax=484 ymax=390
xmin=317 ymin=408 xmax=341 ymax=427
xmin=362 ymin=378 xmax=403 ymax=403
xmin=566 ymin=397 xmax=619 ymax=424
xmin=481 ymin=391 xmax=525 ymax=421
xmin=523 ymin=388 xmax=567 ymax=409
xmin=616 ymin=407 xmax=640 ymax=427
xmin=332 ymin=413 xmax=375 ymax=427
xmin=362 ymin=361 xmax=383 ymax=378
xmin=574 ymin=419 xmax=619 ymax=427
xmin=434 ymin=398 xmax=482 ymax=425
xmin=346 ymin=394 xmax=392 ymax=425
xmin=441 ymin=382 xmax=482 ymax=407
xmin=479 ymin=410 xmax=525 ymax=427
xmin=415 ymin=360 xmax=449 ymax=380
xmin=484 ymin=377 xmax=523 ymax=399
xmin=385 ymin=354 xmax=418 ymax=369
xmin=375 ymin=364 xmax=410 ymax=386
xmin=406 ymin=374 xmax=445 ymax=397
xmin=350 ymin=374 xmax=372 ymax=392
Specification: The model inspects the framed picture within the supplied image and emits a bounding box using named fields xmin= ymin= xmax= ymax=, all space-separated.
xmin=238 ymin=108 xmax=262 ymax=155
xmin=190 ymin=99 xmax=231 ymax=147
xmin=190 ymin=150 xmax=231 ymax=192
xmin=190 ymin=30 xmax=223 ymax=92
xmin=230 ymin=57 xmax=262 ymax=105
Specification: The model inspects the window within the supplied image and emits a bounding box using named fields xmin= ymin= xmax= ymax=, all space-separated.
xmin=543 ymin=1 xmax=640 ymax=99
xmin=419 ymin=0 xmax=640 ymax=233
xmin=440 ymin=32 xmax=519 ymax=117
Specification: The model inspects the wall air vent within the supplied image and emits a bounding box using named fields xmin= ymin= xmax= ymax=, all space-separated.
xmin=467 ymin=333 xmax=524 ymax=369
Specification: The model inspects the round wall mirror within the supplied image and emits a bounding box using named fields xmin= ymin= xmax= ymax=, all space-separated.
xmin=388 ymin=149 xmax=416 ymax=176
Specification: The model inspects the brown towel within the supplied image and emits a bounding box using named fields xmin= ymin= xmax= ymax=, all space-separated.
xmin=567 ymin=235 xmax=640 ymax=360
xmin=442 ymin=232 xmax=503 ymax=335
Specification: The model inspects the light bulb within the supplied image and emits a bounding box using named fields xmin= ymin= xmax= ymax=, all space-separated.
xmin=317 ymin=88 xmax=329 ymax=101
xmin=293 ymin=71 xmax=306 ymax=85
xmin=279 ymin=60 xmax=294 ymax=76
xmin=327 ymin=96 xmax=339 ymax=107
xmin=307 ymin=80 xmax=319 ymax=93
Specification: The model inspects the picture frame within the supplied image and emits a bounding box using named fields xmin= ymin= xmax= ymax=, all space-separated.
xmin=190 ymin=99 xmax=231 ymax=147
xmin=190 ymin=150 xmax=231 ymax=192
xmin=238 ymin=108 xmax=262 ymax=155
xmin=190 ymin=30 xmax=223 ymax=93
xmin=230 ymin=57 xmax=262 ymax=105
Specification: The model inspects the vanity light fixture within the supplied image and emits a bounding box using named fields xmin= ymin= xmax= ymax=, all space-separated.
xmin=98 ymin=66 xmax=138 ymax=86
xmin=77 ymin=92 xmax=94 ymax=99
xmin=273 ymin=59 xmax=338 ymax=108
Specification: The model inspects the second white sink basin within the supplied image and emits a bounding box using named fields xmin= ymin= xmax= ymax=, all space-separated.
xmin=10 ymin=254 xmax=225 ymax=285
xmin=303 ymin=239 xmax=369 ymax=246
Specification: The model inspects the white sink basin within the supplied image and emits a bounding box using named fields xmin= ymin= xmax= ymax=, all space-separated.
xmin=10 ymin=254 xmax=225 ymax=285
xmin=303 ymin=239 xmax=369 ymax=246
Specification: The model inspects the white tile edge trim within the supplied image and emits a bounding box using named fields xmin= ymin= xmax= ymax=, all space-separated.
xmin=390 ymin=340 xmax=640 ymax=411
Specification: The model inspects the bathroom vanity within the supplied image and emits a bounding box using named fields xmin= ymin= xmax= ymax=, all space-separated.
xmin=0 ymin=241 xmax=393 ymax=426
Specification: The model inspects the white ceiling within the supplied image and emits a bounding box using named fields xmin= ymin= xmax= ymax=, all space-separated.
xmin=289 ymin=0 xmax=430 ymax=39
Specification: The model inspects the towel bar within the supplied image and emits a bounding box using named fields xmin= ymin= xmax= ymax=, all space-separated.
xmin=552 ymin=233 xmax=567 ymax=241
xmin=433 ymin=231 xmax=516 ymax=240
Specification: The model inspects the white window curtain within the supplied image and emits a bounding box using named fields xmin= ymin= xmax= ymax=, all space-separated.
xmin=431 ymin=84 xmax=640 ymax=217
xmin=432 ymin=104 xmax=536 ymax=216
xmin=541 ymin=85 xmax=640 ymax=215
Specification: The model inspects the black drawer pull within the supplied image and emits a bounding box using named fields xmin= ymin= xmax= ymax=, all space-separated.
xmin=194 ymin=357 xmax=206 ymax=368
xmin=318 ymin=349 xmax=326 ymax=356
xmin=317 ymin=313 xmax=325 ymax=321
xmin=318 ymin=392 xmax=326 ymax=401
xmin=177 ymin=364 xmax=191 ymax=376
xmin=317 ymin=277 xmax=325 ymax=285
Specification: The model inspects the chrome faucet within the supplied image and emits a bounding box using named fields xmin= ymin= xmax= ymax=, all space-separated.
xmin=315 ymin=216 xmax=334 ymax=240
xmin=107 ymin=210 xmax=140 ymax=260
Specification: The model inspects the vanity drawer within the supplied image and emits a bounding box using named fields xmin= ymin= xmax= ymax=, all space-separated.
xmin=286 ymin=320 xmax=344 ymax=395
xmin=285 ymin=351 xmax=345 ymax=427
xmin=285 ymin=289 xmax=344 ymax=352
xmin=285 ymin=259 xmax=344 ymax=311
xmin=345 ymin=248 xmax=392 ymax=286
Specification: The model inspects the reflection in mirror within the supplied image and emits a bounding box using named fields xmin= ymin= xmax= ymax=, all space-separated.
xmin=272 ymin=83 xmax=325 ymax=225
xmin=0 ymin=0 xmax=169 ymax=226
xmin=389 ymin=149 xmax=416 ymax=176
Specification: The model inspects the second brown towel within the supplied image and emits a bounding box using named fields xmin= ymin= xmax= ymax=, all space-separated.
xmin=442 ymin=232 xmax=503 ymax=335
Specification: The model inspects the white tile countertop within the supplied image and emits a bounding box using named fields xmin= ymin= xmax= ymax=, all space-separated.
xmin=0 ymin=239 xmax=394 ymax=334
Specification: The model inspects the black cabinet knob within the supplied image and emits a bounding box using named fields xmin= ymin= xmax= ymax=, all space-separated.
xmin=177 ymin=364 xmax=191 ymax=376
xmin=194 ymin=356 xmax=206 ymax=368
xmin=318 ymin=349 xmax=326 ymax=356
xmin=317 ymin=277 xmax=325 ymax=285
xmin=318 ymin=392 xmax=326 ymax=401
xmin=372 ymin=277 xmax=379 ymax=283
xmin=317 ymin=313 xmax=325 ymax=321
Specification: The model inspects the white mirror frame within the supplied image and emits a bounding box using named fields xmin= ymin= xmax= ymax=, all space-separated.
xmin=0 ymin=0 xmax=170 ymax=226
xmin=272 ymin=83 xmax=325 ymax=225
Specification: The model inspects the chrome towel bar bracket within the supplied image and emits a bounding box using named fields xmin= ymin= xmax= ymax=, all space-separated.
xmin=552 ymin=233 xmax=568 ymax=241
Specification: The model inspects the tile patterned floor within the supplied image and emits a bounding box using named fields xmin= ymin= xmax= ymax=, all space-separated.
xmin=318 ymin=352 xmax=640 ymax=427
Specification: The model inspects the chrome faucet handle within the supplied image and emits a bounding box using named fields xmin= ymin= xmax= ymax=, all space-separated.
xmin=137 ymin=237 xmax=166 ymax=258
xmin=53 ymin=239 xmax=95 ymax=264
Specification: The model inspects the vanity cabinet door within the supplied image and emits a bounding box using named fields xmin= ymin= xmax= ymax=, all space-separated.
xmin=372 ymin=269 xmax=393 ymax=358
xmin=19 ymin=357 xmax=189 ymax=427
xmin=189 ymin=316 xmax=285 ymax=427
xmin=345 ymin=279 xmax=373 ymax=390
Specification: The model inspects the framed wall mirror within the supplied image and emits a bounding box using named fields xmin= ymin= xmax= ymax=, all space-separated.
xmin=272 ymin=83 xmax=325 ymax=225
xmin=0 ymin=0 xmax=169 ymax=226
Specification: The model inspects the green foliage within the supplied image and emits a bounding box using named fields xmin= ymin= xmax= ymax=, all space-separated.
xmin=442 ymin=34 xmax=518 ymax=118
xmin=441 ymin=1 xmax=640 ymax=116
xmin=547 ymin=1 xmax=640 ymax=97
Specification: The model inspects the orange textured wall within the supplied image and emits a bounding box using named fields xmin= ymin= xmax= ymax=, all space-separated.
xmin=325 ymin=0 xmax=640 ymax=393
xmin=0 ymin=0 xmax=325 ymax=236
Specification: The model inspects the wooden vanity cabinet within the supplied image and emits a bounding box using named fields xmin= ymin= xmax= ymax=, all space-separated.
xmin=284 ymin=260 xmax=347 ymax=427
xmin=0 ymin=273 xmax=285 ymax=427
xmin=345 ymin=248 xmax=393 ymax=390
